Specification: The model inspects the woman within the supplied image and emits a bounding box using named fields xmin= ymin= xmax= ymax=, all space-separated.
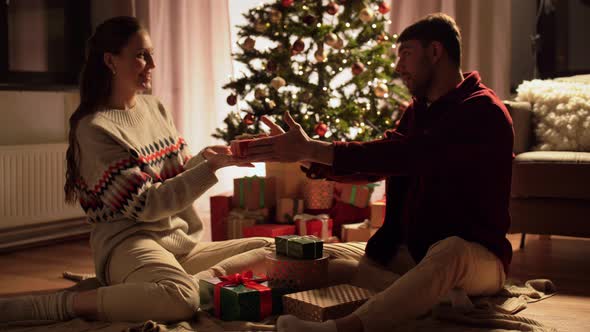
xmin=0 ymin=16 xmax=271 ymax=323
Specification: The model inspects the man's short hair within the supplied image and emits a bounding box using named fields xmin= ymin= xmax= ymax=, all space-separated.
xmin=398 ymin=13 xmax=462 ymax=67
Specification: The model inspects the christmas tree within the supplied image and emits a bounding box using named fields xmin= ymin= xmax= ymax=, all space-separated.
xmin=213 ymin=0 xmax=410 ymax=143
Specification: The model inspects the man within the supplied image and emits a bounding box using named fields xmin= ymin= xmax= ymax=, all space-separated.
xmin=243 ymin=13 xmax=514 ymax=332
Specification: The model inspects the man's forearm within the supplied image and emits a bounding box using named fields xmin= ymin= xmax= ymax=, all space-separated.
xmin=305 ymin=139 xmax=334 ymax=166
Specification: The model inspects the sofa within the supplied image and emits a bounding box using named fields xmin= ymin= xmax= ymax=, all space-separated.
xmin=504 ymin=100 xmax=590 ymax=248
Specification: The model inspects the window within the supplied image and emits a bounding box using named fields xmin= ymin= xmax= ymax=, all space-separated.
xmin=0 ymin=0 xmax=91 ymax=89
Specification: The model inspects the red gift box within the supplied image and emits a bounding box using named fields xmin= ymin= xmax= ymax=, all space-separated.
xmin=210 ymin=192 xmax=233 ymax=241
xmin=242 ymin=224 xmax=296 ymax=238
xmin=369 ymin=200 xmax=386 ymax=228
xmin=294 ymin=214 xmax=333 ymax=240
xmin=230 ymin=139 xmax=253 ymax=158
xmin=328 ymin=201 xmax=370 ymax=238
xmin=233 ymin=176 xmax=276 ymax=210
xmin=303 ymin=180 xmax=334 ymax=210
xmin=334 ymin=183 xmax=375 ymax=208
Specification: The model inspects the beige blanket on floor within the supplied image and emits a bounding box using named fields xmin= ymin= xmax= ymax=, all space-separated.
xmin=0 ymin=277 xmax=557 ymax=332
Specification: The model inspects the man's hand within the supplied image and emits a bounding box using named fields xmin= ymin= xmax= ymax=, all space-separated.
xmin=203 ymin=145 xmax=254 ymax=171
xmin=243 ymin=112 xmax=313 ymax=163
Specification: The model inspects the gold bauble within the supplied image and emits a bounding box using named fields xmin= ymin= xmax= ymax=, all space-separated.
xmin=270 ymin=76 xmax=286 ymax=90
xmin=359 ymin=8 xmax=374 ymax=23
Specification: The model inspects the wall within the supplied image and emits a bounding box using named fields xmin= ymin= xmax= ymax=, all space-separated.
xmin=0 ymin=90 xmax=79 ymax=146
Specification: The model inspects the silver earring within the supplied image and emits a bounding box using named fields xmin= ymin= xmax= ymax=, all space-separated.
xmin=112 ymin=69 xmax=116 ymax=75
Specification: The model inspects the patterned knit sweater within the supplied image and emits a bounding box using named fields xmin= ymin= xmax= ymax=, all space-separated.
xmin=75 ymin=95 xmax=218 ymax=285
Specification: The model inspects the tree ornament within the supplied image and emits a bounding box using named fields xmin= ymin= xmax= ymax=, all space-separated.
xmin=333 ymin=38 xmax=344 ymax=49
xmin=359 ymin=7 xmax=374 ymax=23
xmin=270 ymin=76 xmax=286 ymax=90
xmin=270 ymin=9 xmax=282 ymax=24
xmin=226 ymin=94 xmax=237 ymax=106
xmin=378 ymin=1 xmax=391 ymax=14
xmin=315 ymin=122 xmax=328 ymax=137
xmin=266 ymin=60 xmax=278 ymax=73
xmin=374 ymin=83 xmax=389 ymax=97
xmin=326 ymin=2 xmax=339 ymax=15
xmin=242 ymin=37 xmax=256 ymax=51
xmin=314 ymin=48 xmax=327 ymax=62
xmin=243 ymin=113 xmax=256 ymax=125
xmin=255 ymin=88 xmax=268 ymax=99
xmin=282 ymin=0 xmax=294 ymax=7
xmin=376 ymin=32 xmax=387 ymax=43
xmin=291 ymin=38 xmax=305 ymax=55
xmin=324 ymin=33 xmax=339 ymax=47
xmin=302 ymin=14 xmax=316 ymax=25
xmin=255 ymin=20 xmax=268 ymax=33
xmin=351 ymin=62 xmax=365 ymax=75
xmin=267 ymin=100 xmax=276 ymax=109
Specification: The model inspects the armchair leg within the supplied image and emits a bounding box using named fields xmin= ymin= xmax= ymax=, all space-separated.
xmin=520 ymin=233 xmax=526 ymax=249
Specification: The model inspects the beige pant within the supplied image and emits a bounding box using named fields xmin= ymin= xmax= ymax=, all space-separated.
xmin=352 ymin=236 xmax=506 ymax=332
xmin=97 ymin=235 xmax=272 ymax=322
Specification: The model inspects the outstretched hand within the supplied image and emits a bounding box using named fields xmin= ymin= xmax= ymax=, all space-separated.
xmin=241 ymin=112 xmax=312 ymax=163
xmin=202 ymin=145 xmax=254 ymax=171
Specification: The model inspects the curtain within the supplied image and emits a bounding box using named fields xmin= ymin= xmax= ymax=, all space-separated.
xmin=389 ymin=0 xmax=512 ymax=99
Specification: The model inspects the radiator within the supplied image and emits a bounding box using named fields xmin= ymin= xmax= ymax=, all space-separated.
xmin=0 ymin=143 xmax=89 ymax=251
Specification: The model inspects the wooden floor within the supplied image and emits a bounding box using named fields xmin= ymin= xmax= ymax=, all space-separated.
xmin=0 ymin=234 xmax=589 ymax=331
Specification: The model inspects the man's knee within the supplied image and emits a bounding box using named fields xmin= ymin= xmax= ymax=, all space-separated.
xmin=424 ymin=236 xmax=471 ymax=267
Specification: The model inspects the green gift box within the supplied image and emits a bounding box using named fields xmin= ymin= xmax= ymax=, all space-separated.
xmin=275 ymin=235 xmax=324 ymax=259
xmin=199 ymin=272 xmax=295 ymax=321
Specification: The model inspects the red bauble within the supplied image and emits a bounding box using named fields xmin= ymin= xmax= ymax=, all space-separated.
xmin=302 ymin=14 xmax=316 ymax=25
xmin=282 ymin=0 xmax=294 ymax=7
xmin=378 ymin=1 xmax=390 ymax=14
xmin=291 ymin=39 xmax=305 ymax=55
xmin=243 ymin=113 xmax=256 ymax=125
xmin=315 ymin=122 xmax=328 ymax=137
xmin=226 ymin=94 xmax=237 ymax=106
xmin=351 ymin=62 xmax=365 ymax=76
xmin=326 ymin=2 xmax=339 ymax=15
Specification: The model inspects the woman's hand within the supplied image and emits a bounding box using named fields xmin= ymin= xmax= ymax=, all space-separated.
xmin=203 ymin=145 xmax=254 ymax=171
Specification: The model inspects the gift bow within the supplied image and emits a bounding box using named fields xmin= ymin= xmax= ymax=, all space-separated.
xmin=214 ymin=270 xmax=272 ymax=320
xmin=294 ymin=214 xmax=331 ymax=239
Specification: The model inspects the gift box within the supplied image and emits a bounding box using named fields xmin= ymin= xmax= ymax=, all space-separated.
xmin=233 ymin=176 xmax=276 ymax=210
xmin=242 ymin=224 xmax=296 ymax=238
xmin=283 ymin=284 xmax=375 ymax=322
xmin=227 ymin=209 xmax=268 ymax=239
xmin=303 ymin=180 xmax=334 ymax=210
xmin=265 ymin=162 xmax=308 ymax=201
xmin=334 ymin=183 xmax=376 ymax=209
xmin=294 ymin=214 xmax=333 ymax=240
xmin=210 ymin=192 xmax=233 ymax=241
xmin=199 ymin=271 xmax=290 ymax=321
xmin=341 ymin=220 xmax=378 ymax=242
xmin=230 ymin=139 xmax=253 ymax=158
xmin=328 ymin=201 xmax=371 ymax=238
xmin=265 ymin=253 xmax=329 ymax=290
xmin=276 ymin=198 xmax=305 ymax=223
xmin=369 ymin=200 xmax=386 ymax=228
xmin=275 ymin=235 xmax=324 ymax=259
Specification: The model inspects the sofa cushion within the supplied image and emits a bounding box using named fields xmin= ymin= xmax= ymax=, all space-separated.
xmin=512 ymin=151 xmax=590 ymax=200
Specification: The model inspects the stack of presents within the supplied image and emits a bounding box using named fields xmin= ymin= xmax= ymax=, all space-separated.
xmin=199 ymin=234 xmax=375 ymax=321
xmin=210 ymin=162 xmax=386 ymax=242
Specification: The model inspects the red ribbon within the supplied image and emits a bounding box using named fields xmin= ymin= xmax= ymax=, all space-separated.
xmin=213 ymin=270 xmax=272 ymax=320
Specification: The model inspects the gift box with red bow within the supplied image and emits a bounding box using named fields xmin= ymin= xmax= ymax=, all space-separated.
xmin=293 ymin=214 xmax=333 ymax=240
xmin=199 ymin=271 xmax=293 ymax=321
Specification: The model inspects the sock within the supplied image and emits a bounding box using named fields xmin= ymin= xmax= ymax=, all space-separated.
xmin=0 ymin=291 xmax=75 ymax=322
xmin=277 ymin=314 xmax=337 ymax=332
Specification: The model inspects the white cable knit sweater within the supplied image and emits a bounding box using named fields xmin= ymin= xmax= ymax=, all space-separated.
xmin=75 ymin=94 xmax=218 ymax=284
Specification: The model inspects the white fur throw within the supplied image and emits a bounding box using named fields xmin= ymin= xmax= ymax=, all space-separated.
xmin=516 ymin=79 xmax=590 ymax=151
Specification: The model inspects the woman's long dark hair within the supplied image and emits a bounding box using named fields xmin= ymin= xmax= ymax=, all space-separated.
xmin=65 ymin=16 xmax=143 ymax=204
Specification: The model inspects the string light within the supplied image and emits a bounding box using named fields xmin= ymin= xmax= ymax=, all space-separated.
xmin=335 ymin=118 xmax=340 ymax=123
xmin=390 ymin=63 xmax=396 ymax=68
xmin=342 ymin=59 xmax=347 ymax=64
xmin=367 ymin=61 xmax=372 ymax=65
xmin=377 ymin=111 xmax=381 ymax=115
xmin=371 ymin=24 xmax=377 ymax=28
xmin=393 ymin=33 xmax=398 ymax=38
xmin=384 ymin=93 xmax=389 ymax=98
xmin=388 ymin=20 xmax=393 ymax=25
xmin=345 ymin=22 xmax=350 ymax=27
xmin=299 ymin=71 xmax=304 ymax=75
xmin=338 ymin=67 xmax=343 ymax=71
xmin=317 ymin=23 xmax=322 ymax=28
xmin=304 ymin=114 xmax=310 ymax=120
xmin=322 ymin=87 xmax=328 ymax=91
xmin=391 ymin=44 xmax=397 ymax=49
